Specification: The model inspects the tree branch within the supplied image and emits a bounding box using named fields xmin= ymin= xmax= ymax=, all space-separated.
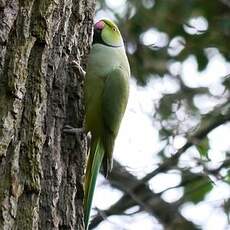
xmin=89 ymin=161 xmax=198 ymax=230
xmin=89 ymin=102 xmax=230 ymax=229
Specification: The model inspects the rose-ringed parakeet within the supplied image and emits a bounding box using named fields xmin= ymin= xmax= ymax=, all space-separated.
xmin=68 ymin=19 xmax=130 ymax=229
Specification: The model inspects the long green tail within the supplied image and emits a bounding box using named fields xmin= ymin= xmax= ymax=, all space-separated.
xmin=84 ymin=138 xmax=104 ymax=229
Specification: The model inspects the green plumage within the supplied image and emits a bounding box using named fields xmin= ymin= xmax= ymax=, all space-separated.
xmin=83 ymin=139 xmax=104 ymax=227
xmin=83 ymin=19 xmax=130 ymax=229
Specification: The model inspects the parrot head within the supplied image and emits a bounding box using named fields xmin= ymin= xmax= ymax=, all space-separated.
xmin=93 ymin=19 xmax=123 ymax=47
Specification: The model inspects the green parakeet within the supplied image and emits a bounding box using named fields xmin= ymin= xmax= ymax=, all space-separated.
xmin=83 ymin=19 xmax=130 ymax=229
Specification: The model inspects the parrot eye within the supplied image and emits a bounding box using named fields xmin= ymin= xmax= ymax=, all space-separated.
xmin=112 ymin=27 xmax=117 ymax=32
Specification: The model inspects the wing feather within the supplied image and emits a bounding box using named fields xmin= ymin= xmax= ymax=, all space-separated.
xmin=101 ymin=67 xmax=129 ymax=175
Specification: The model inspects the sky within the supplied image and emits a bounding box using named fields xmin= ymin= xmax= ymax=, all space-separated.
xmin=92 ymin=1 xmax=230 ymax=229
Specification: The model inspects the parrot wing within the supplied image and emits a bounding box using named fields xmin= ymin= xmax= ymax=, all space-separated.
xmin=102 ymin=67 xmax=129 ymax=176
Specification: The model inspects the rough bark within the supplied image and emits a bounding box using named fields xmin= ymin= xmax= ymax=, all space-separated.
xmin=0 ymin=0 xmax=95 ymax=229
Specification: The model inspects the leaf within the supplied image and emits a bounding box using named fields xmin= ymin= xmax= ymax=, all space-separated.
xmin=196 ymin=138 xmax=210 ymax=160
xmin=196 ymin=51 xmax=208 ymax=72
xmin=224 ymin=169 xmax=230 ymax=184
xmin=158 ymin=94 xmax=175 ymax=119
xmin=183 ymin=174 xmax=213 ymax=204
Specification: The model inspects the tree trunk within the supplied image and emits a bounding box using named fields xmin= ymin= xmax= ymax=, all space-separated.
xmin=0 ymin=0 xmax=95 ymax=229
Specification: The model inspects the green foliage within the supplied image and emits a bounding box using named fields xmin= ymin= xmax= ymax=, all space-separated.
xmin=95 ymin=0 xmax=230 ymax=229
xmin=97 ymin=0 xmax=230 ymax=123
xmin=225 ymin=169 xmax=230 ymax=184
xmin=196 ymin=138 xmax=210 ymax=159
xmin=106 ymin=0 xmax=230 ymax=83
xmin=182 ymin=173 xmax=213 ymax=204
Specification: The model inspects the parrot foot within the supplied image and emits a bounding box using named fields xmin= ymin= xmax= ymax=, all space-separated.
xmin=63 ymin=125 xmax=84 ymax=134
xmin=71 ymin=60 xmax=86 ymax=78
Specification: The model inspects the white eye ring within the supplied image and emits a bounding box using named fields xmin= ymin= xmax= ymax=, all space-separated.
xmin=112 ymin=27 xmax=117 ymax=32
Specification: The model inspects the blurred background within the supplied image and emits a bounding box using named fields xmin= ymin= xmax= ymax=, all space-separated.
xmin=90 ymin=0 xmax=230 ymax=229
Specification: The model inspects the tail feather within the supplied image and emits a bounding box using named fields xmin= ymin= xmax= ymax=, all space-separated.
xmin=83 ymin=138 xmax=104 ymax=229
